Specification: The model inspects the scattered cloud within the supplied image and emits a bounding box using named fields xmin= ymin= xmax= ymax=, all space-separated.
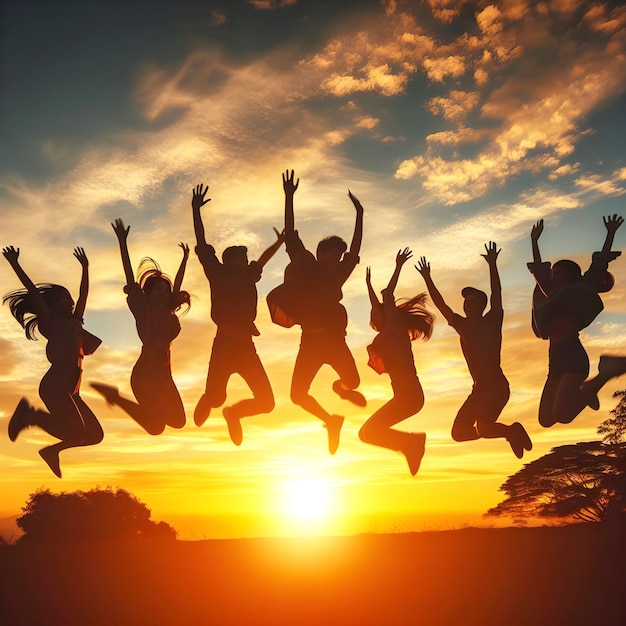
xmin=246 ymin=0 xmax=297 ymax=9
xmin=426 ymin=90 xmax=481 ymax=121
xmin=548 ymin=162 xmax=581 ymax=180
xmin=355 ymin=115 xmax=380 ymax=130
xmin=209 ymin=9 xmax=228 ymax=27
xmin=422 ymin=0 xmax=470 ymax=24
xmin=574 ymin=172 xmax=626 ymax=198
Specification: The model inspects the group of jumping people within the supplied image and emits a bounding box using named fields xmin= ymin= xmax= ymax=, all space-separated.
xmin=3 ymin=170 xmax=626 ymax=477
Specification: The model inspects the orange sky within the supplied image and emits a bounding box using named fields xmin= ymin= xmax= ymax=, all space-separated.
xmin=1 ymin=0 xmax=625 ymax=539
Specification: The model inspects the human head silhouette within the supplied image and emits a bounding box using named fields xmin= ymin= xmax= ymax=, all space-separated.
xmin=136 ymin=257 xmax=190 ymax=312
xmin=3 ymin=284 xmax=73 ymax=340
xmin=551 ymin=259 xmax=582 ymax=288
xmin=143 ymin=275 xmax=172 ymax=306
xmin=461 ymin=286 xmax=487 ymax=318
xmin=222 ymin=246 xmax=248 ymax=267
xmin=47 ymin=285 xmax=75 ymax=316
xmin=316 ymin=236 xmax=347 ymax=269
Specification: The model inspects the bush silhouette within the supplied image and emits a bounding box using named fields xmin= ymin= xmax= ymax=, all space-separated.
xmin=16 ymin=487 xmax=177 ymax=543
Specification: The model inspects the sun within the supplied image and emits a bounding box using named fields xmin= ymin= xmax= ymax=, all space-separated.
xmin=282 ymin=478 xmax=330 ymax=520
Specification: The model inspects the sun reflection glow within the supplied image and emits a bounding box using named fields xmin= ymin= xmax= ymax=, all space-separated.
xmin=282 ymin=478 xmax=330 ymax=520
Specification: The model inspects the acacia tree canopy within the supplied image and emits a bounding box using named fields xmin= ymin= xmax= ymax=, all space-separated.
xmin=17 ymin=487 xmax=177 ymax=543
xmin=598 ymin=389 xmax=626 ymax=445
xmin=486 ymin=390 xmax=626 ymax=525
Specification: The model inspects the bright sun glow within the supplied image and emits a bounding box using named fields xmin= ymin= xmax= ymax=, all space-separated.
xmin=283 ymin=478 xmax=330 ymax=520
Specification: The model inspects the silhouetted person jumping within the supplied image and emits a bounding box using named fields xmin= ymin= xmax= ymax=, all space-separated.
xmin=192 ymin=183 xmax=281 ymax=445
xmin=91 ymin=219 xmax=190 ymax=435
xmin=528 ymin=214 xmax=626 ymax=427
xmin=359 ymin=248 xmax=434 ymax=475
xmin=417 ymin=242 xmax=532 ymax=458
xmin=267 ymin=170 xmax=366 ymax=454
xmin=3 ymin=245 xmax=103 ymax=477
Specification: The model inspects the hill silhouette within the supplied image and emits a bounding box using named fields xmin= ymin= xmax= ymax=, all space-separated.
xmin=1 ymin=523 xmax=624 ymax=625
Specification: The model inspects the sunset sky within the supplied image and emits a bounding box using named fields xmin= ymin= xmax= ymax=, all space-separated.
xmin=1 ymin=0 xmax=625 ymax=539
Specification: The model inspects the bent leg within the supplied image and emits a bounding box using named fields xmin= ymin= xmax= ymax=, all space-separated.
xmin=36 ymin=368 xmax=87 ymax=444
xmin=195 ymin=337 xmax=232 ymax=426
xmin=538 ymin=377 xmax=560 ymax=428
xmin=451 ymin=390 xmax=480 ymax=442
xmin=129 ymin=358 xmax=168 ymax=435
xmin=580 ymin=355 xmax=626 ymax=410
xmin=290 ymin=337 xmax=332 ymax=422
xmin=474 ymin=378 xmax=510 ymax=439
xmin=329 ymin=339 xmax=366 ymax=406
xmin=40 ymin=394 xmax=103 ymax=453
xmin=36 ymin=369 xmax=103 ymax=477
xmin=72 ymin=394 xmax=104 ymax=446
xmin=160 ymin=379 xmax=186 ymax=429
xmin=359 ymin=393 xmax=423 ymax=452
xmin=552 ymin=373 xmax=589 ymax=424
xmin=470 ymin=379 xmax=531 ymax=456
xmin=229 ymin=345 xmax=275 ymax=420
xmin=544 ymin=336 xmax=590 ymax=425
xmin=359 ymin=378 xmax=425 ymax=474
xmin=331 ymin=340 xmax=360 ymax=390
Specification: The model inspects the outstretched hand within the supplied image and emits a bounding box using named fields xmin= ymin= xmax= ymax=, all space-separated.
xmin=365 ymin=266 xmax=372 ymax=286
xmin=396 ymin=247 xmax=412 ymax=267
xmin=282 ymin=170 xmax=299 ymax=195
xmin=604 ymin=213 xmax=624 ymax=235
xmin=192 ymin=184 xmax=210 ymax=211
xmin=481 ymin=241 xmax=500 ymax=265
xmin=415 ymin=256 xmax=430 ymax=278
xmin=530 ymin=219 xmax=543 ymax=242
xmin=273 ymin=227 xmax=285 ymax=243
xmin=348 ymin=190 xmax=364 ymax=214
xmin=73 ymin=247 xmax=88 ymax=267
xmin=112 ymin=218 xmax=130 ymax=241
xmin=179 ymin=242 xmax=190 ymax=259
xmin=2 ymin=245 xmax=19 ymax=265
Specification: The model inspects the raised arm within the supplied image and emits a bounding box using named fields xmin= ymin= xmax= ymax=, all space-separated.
xmin=582 ymin=214 xmax=623 ymax=287
xmin=385 ymin=248 xmax=412 ymax=299
xmin=347 ymin=190 xmax=364 ymax=257
xmin=366 ymin=266 xmax=385 ymax=331
xmin=601 ymin=214 xmax=624 ymax=252
xmin=191 ymin=183 xmax=211 ymax=247
xmin=282 ymin=170 xmax=299 ymax=236
xmin=481 ymin=241 xmax=502 ymax=313
xmin=111 ymin=218 xmax=135 ymax=286
xmin=415 ymin=257 xmax=454 ymax=322
xmin=2 ymin=246 xmax=47 ymax=316
xmin=365 ymin=266 xmax=380 ymax=308
xmin=73 ymin=247 xmax=89 ymax=321
xmin=173 ymin=243 xmax=190 ymax=294
xmin=530 ymin=219 xmax=543 ymax=265
xmin=257 ymin=228 xmax=285 ymax=269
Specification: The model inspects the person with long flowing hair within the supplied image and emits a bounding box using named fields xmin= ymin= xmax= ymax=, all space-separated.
xmin=359 ymin=248 xmax=434 ymax=475
xmin=3 ymin=245 xmax=103 ymax=477
xmin=90 ymin=219 xmax=190 ymax=435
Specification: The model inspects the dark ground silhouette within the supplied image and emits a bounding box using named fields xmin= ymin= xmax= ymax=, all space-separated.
xmin=1 ymin=523 xmax=624 ymax=625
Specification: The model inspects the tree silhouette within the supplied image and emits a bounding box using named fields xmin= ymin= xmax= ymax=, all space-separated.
xmin=486 ymin=390 xmax=626 ymax=525
xmin=16 ymin=487 xmax=177 ymax=543
xmin=598 ymin=389 xmax=626 ymax=444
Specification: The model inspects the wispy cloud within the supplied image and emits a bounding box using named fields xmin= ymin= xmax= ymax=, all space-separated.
xmin=246 ymin=0 xmax=297 ymax=9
